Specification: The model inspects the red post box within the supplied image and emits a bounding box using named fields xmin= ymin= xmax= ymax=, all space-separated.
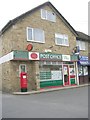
xmin=20 ymin=72 xmax=27 ymax=92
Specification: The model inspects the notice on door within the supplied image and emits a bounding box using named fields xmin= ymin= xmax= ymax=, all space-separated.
xmin=64 ymin=67 xmax=68 ymax=75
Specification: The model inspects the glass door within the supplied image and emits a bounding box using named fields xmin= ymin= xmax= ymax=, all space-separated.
xmin=63 ymin=65 xmax=69 ymax=85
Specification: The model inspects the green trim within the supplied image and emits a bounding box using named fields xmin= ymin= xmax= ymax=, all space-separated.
xmin=70 ymin=78 xmax=75 ymax=84
xmin=40 ymin=71 xmax=51 ymax=80
xmin=71 ymin=55 xmax=78 ymax=61
xmin=40 ymin=80 xmax=63 ymax=88
xmin=12 ymin=50 xmax=78 ymax=61
xmin=13 ymin=50 xmax=28 ymax=60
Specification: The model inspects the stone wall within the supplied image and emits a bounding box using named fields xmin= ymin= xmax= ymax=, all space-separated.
xmin=2 ymin=60 xmax=40 ymax=92
xmin=2 ymin=5 xmax=77 ymax=56
xmin=1 ymin=4 xmax=77 ymax=92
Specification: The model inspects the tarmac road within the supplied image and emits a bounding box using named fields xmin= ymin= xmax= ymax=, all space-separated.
xmin=2 ymin=86 xmax=88 ymax=118
xmin=0 ymin=91 xmax=2 ymax=119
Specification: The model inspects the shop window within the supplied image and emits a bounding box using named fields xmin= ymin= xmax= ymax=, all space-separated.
xmin=40 ymin=67 xmax=51 ymax=80
xmin=27 ymin=27 xmax=45 ymax=43
xmin=19 ymin=64 xmax=27 ymax=76
xmin=69 ymin=65 xmax=75 ymax=75
xmin=39 ymin=64 xmax=62 ymax=81
xmin=78 ymin=66 xmax=88 ymax=76
xmin=39 ymin=61 xmax=62 ymax=66
xmin=78 ymin=66 xmax=83 ymax=76
xmin=83 ymin=66 xmax=88 ymax=75
xmin=55 ymin=33 xmax=69 ymax=46
xmin=41 ymin=9 xmax=56 ymax=22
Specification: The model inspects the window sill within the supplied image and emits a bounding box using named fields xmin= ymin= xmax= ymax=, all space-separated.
xmin=55 ymin=44 xmax=69 ymax=47
xmin=27 ymin=40 xmax=45 ymax=44
xmin=80 ymin=50 xmax=86 ymax=51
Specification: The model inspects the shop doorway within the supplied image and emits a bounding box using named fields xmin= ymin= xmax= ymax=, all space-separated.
xmin=63 ymin=65 xmax=69 ymax=85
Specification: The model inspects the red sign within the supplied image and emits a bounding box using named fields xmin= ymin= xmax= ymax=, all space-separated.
xmin=29 ymin=52 xmax=39 ymax=60
xmin=31 ymin=53 xmax=38 ymax=59
xmin=26 ymin=44 xmax=33 ymax=51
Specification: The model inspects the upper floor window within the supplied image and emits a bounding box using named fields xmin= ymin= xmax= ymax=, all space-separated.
xmin=76 ymin=41 xmax=85 ymax=50
xmin=27 ymin=27 xmax=45 ymax=43
xmin=41 ymin=9 xmax=56 ymax=22
xmin=55 ymin=33 xmax=69 ymax=46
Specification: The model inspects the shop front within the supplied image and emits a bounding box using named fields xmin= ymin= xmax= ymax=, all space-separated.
xmin=39 ymin=53 xmax=78 ymax=88
xmin=3 ymin=50 xmax=78 ymax=91
xmin=78 ymin=56 xmax=90 ymax=84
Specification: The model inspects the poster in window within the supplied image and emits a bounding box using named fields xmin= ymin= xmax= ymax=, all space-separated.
xmin=64 ymin=67 xmax=68 ymax=75
xmin=78 ymin=66 xmax=83 ymax=76
xmin=70 ymin=68 xmax=75 ymax=75
xmin=69 ymin=65 xmax=75 ymax=75
xmin=51 ymin=71 xmax=62 ymax=80
xmin=83 ymin=66 xmax=88 ymax=75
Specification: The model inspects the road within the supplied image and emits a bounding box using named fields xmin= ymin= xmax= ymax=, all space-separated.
xmin=0 ymin=91 xmax=2 ymax=119
xmin=2 ymin=86 xmax=88 ymax=118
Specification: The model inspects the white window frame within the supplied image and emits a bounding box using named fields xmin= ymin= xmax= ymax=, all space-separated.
xmin=27 ymin=27 xmax=45 ymax=43
xmin=19 ymin=64 xmax=27 ymax=77
xmin=55 ymin=33 xmax=69 ymax=46
xmin=41 ymin=9 xmax=47 ymax=20
xmin=76 ymin=40 xmax=85 ymax=51
xmin=41 ymin=9 xmax=56 ymax=22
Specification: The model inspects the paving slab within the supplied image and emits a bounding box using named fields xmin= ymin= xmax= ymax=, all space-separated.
xmin=13 ymin=84 xmax=89 ymax=95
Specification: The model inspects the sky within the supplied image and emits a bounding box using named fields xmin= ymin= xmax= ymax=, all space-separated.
xmin=0 ymin=0 xmax=89 ymax=34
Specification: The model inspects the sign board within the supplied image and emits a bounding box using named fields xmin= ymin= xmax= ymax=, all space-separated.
xmin=26 ymin=44 xmax=33 ymax=51
xmin=13 ymin=51 xmax=28 ymax=60
xmin=62 ymin=55 xmax=70 ymax=61
xmin=79 ymin=56 xmax=88 ymax=61
xmin=79 ymin=56 xmax=90 ymax=65
xmin=0 ymin=51 xmax=14 ymax=64
xmin=79 ymin=61 xmax=89 ymax=65
xmin=29 ymin=52 xmax=39 ymax=60
xmin=71 ymin=55 xmax=78 ymax=61
xmin=40 ymin=53 xmax=62 ymax=61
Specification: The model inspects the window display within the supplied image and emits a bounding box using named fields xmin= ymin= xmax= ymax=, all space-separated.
xmin=69 ymin=65 xmax=75 ymax=75
xmin=78 ymin=66 xmax=83 ymax=76
xmin=39 ymin=63 xmax=62 ymax=81
xmin=83 ymin=66 xmax=88 ymax=75
xmin=63 ymin=66 xmax=68 ymax=75
xmin=51 ymin=71 xmax=62 ymax=80
xmin=78 ymin=66 xmax=88 ymax=76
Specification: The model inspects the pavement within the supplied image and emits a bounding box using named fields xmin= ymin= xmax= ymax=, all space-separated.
xmin=13 ymin=83 xmax=89 ymax=95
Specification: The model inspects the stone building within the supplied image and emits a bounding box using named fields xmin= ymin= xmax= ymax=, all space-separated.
xmin=0 ymin=2 xmax=79 ymax=93
xmin=76 ymin=31 xmax=90 ymax=84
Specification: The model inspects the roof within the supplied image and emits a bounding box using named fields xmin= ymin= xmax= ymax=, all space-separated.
xmin=76 ymin=31 xmax=90 ymax=41
xmin=0 ymin=1 xmax=78 ymax=36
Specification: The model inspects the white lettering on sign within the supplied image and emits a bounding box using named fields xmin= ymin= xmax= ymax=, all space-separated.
xmin=23 ymin=76 xmax=26 ymax=79
xmin=40 ymin=53 xmax=62 ymax=60
xmin=62 ymin=55 xmax=70 ymax=61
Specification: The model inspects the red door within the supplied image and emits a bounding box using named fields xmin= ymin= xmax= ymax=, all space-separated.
xmin=63 ymin=65 xmax=69 ymax=85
